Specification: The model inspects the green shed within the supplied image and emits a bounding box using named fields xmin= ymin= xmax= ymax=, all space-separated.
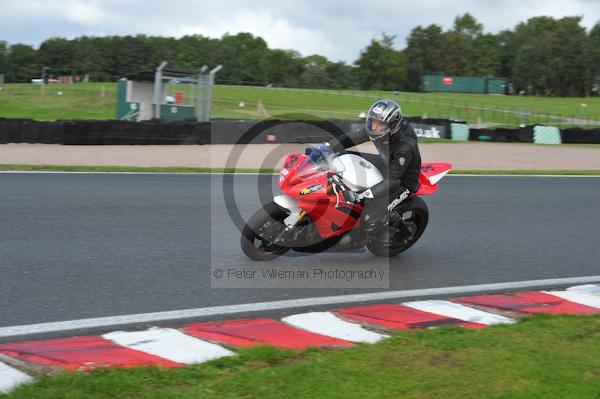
xmin=486 ymin=78 xmax=507 ymax=94
xmin=421 ymin=75 xmax=486 ymax=94
xmin=422 ymin=75 xmax=509 ymax=94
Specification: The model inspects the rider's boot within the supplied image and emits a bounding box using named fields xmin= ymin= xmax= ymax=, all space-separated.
xmin=363 ymin=211 xmax=412 ymax=245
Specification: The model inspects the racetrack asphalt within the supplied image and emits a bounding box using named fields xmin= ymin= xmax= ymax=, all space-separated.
xmin=1 ymin=173 xmax=599 ymax=328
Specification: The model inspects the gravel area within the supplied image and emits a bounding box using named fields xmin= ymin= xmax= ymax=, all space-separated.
xmin=1 ymin=142 xmax=599 ymax=170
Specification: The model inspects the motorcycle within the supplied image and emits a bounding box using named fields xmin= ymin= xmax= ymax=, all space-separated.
xmin=241 ymin=144 xmax=451 ymax=260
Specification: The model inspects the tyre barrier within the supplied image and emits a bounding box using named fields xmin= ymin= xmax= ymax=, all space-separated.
xmin=0 ymin=118 xmax=599 ymax=145
xmin=560 ymin=127 xmax=600 ymax=144
xmin=533 ymin=126 xmax=562 ymax=144
xmin=468 ymin=125 xmax=534 ymax=143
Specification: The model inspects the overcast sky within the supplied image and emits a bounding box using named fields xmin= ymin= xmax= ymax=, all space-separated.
xmin=1 ymin=0 xmax=599 ymax=63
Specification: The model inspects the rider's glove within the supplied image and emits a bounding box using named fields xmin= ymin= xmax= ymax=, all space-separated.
xmin=343 ymin=189 xmax=359 ymax=203
xmin=305 ymin=142 xmax=331 ymax=156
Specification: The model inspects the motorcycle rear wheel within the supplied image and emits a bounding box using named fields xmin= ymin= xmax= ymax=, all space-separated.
xmin=366 ymin=197 xmax=429 ymax=257
xmin=240 ymin=202 xmax=291 ymax=261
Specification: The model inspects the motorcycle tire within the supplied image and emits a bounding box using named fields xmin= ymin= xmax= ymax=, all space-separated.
xmin=241 ymin=202 xmax=291 ymax=261
xmin=367 ymin=197 xmax=429 ymax=257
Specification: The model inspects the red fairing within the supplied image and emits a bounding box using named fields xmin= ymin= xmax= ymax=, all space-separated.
xmin=414 ymin=162 xmax=452 ymax=196
xmin=279 ymin=153 xmax=363 ymax=238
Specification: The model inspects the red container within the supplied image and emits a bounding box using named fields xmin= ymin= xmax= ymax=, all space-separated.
xmin=175 ymin=91 xmax=184 ymax=104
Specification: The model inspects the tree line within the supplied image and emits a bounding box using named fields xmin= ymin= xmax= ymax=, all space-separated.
xmin=1 ymin=14 xmax=599 ymax=96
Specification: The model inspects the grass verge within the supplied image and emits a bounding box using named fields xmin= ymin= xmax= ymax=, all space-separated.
xmin=4 ymin=314 xmax=600 ymax=399
xmin=0 ymin=164 xmax=599 ymax=175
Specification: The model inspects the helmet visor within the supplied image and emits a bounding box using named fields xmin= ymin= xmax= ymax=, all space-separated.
xmin=366 ymin=117 xmax=390 ymax=137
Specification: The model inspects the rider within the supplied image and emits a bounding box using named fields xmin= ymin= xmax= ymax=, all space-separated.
xmin=315 ymin=99 xmax=422 ymax=242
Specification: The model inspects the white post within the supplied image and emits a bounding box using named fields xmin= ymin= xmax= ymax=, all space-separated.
xmin=195 ymin=65 xmax=208 ymax=121
xmin=154 ymin=61 xmax=168 ymax=119
xmin=206 ymin=65 xmax=222 ymax=121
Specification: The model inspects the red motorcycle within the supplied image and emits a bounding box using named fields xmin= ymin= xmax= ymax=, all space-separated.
xmin=241 ymin=144 xmax=451 ymax=260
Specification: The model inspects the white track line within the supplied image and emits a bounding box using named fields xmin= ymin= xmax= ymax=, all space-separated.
xmin=0 ymin=361 xmax=32 ymax=394
xmin=103 ymin=328 xmax=233 ymax=364
xmin=567 ymin=284 xmax=600 ymax=295
xmin=544 ymin=291 xmax=600 ymax=309
xmin=282 ymin=312 xmax=388 ymax=343
xmin=2 ymin=275 xmax=600 ymax=339
xmin=402 ymin=300 xmax=516 ymax=325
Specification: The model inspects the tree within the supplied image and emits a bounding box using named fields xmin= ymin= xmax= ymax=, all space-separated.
xmin=509 ymin=16 xmax=589 ymax=96
xmin=175 ymin=35 xmax=218 ymax=71
xmin=218 ymin=33 xmax=270 ymax=84
xmin=72 ymin=36 xmax=111 ymax=81
xmin=354 ymin=34 xmax=405 ymax=90
xmin=262 ymin=49 xmax=303 ymax=87
xmin=497 ymin=29 xmax=516 ymax=80
xmin=325 ymin=61 xmax=357 ymax=89
xmin=300 ymin=55 xmax=332 ymax=88
xmin=439 ymin=14 xmax=486 ymax=76
xmin=404 ymin=24 xmax=445 ymax=90
xmin=1 ymin=16 xmax=596 ymax=95
xmin=4 ymin=44 xmax=39 ymax=82
xmin=472 ymin=34 xmax=501 ymax=76
xmin=103 ymin=35 xmax=156 ymax=79
xmin=0 ymin=41 xmax=7 ymax=75
xmin=587 ymin=23 xmax=600 ymax=95
xmin=39 ymin=38 xmax=77 ymax=76
xmin=440 ymin=30 xmax=474 ymax=75
xmin=549 ymin=17 xmax=588 ymax=96
xmin=453 ymin=13 xmax=483 ymax=39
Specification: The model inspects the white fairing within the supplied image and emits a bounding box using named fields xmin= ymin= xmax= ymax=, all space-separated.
xmin=332 ymin=154 xmax=384 ymax=191
xmin=273 ymin=195 xmax=302 ymax=227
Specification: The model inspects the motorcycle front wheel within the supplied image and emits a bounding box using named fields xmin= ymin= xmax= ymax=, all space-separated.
xmin=240 ymin=202 xmax=291 ymax=261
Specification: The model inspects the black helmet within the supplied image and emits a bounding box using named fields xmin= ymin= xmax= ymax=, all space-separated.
xmin=365 ymin=99 xmax=403 ymax=142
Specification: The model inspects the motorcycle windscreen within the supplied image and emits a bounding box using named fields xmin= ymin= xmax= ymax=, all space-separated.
xmin=296 ymin=146 xmax=344 ymax=178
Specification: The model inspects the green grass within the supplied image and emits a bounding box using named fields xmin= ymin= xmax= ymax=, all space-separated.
xmin=214 ymin=86 xmax=600 ymax=126
xmin=1 ymin=83 xmax=599 ymax=127
xmin=4 ymin=314 xmax=600 ymax=399
xmin=0 ymin=83 xmax=117 ymax=120
xmin=1 ymin=164 xmax=599 ymax=175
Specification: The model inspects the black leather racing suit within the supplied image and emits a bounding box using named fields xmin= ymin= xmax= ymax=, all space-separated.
xmin=327 ymin=119 xmax=422 ymax=220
